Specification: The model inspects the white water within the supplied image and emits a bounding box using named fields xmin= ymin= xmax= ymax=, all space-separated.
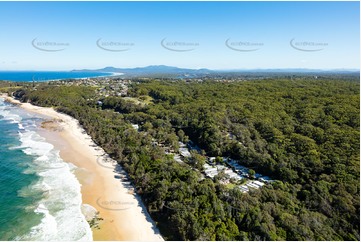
xmin=0 ymin=98 xmax=92 ymax=241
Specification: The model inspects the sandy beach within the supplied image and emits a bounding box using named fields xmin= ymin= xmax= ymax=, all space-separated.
xmin=1 ymin=94 xmax=163 ymax=241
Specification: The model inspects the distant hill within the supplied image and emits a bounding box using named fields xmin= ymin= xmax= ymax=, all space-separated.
xmin=73 ymin=65 xmax=213 ymax=77
xmin=72 ymin=65 xmax=359 ymax=78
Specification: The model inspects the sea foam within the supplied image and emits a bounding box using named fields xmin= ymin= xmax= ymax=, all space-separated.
xmin=0 ymin=98 xmax=92 ymax=241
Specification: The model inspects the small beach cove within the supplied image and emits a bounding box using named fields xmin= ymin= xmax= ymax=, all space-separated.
xmin=1 ymin=93 xmax=163 ymax=241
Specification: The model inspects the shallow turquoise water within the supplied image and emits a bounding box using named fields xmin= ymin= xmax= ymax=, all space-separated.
xmin=0 ymin=106 xmax=43 ymax=240
xmin=0 ymin=98 xmax=92 ymax=240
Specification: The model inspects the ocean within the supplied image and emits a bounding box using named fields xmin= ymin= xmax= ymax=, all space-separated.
xmin=0 ymin=71 xmax=113 ymax=82
xmin=0 ymin=98 xmax=92 ymax=240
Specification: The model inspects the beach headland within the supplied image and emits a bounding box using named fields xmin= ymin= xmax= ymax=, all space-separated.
xmin=1 ymin=94 xmax=163 ymax=241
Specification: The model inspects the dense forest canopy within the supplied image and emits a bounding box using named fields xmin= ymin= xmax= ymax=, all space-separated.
xmin=5 ymin=78 xmax=360 ymax=240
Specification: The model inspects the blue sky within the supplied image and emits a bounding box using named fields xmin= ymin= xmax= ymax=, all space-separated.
xmin=0 ymin=1 xmax=359 ymax=70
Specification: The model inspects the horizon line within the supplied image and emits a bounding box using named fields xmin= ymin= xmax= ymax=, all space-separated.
xmin=0 ymin=66 xmax=359 ymax=72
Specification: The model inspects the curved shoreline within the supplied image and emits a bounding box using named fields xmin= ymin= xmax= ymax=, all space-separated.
xmin=0 ymin=71 xmax=116 ymax=82
xmin=1 ymin=94 xmax=163 ymax=241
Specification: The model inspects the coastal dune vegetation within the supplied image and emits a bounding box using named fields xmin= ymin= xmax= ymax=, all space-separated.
xmin=6 ymin=78 xmax=360 ymax=241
